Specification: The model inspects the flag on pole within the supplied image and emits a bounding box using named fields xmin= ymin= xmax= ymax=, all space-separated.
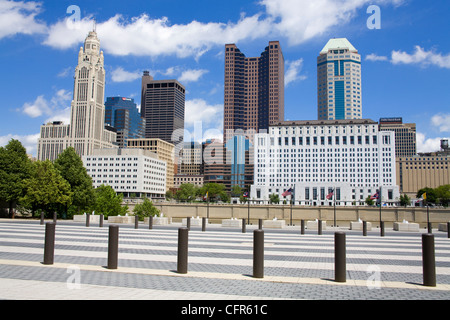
xmin=282 ymin=188 xmax=293 ymax=197
xmin=326 ymin=190 xmax=334 ymax=200
xmin=370 ymin=190 xmax=379 ymax=200
xmin=204 ymin=192 xmax=208 ymax=201
xmin=243 ymin=192 xmax=249 ymax=198
xmin=422 ymin=193 xmax=427 ymax=200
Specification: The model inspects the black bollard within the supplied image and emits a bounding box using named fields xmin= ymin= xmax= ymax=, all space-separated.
xmin=202 ymin=217 xmax=206 ymax=232
xmin=107 ymin=225 xmax=119 ymax=270
xmin=253 ymin=229 xmax=264 ymax=278
xmin=258 ymin=219 xmax=263 ymax=230
xmin=149 ymin=216 xmax=153 ymax=230
xmin=43 ymin=222 xmax=56 ymax=265
xmin=186 ymin=217 xmax=191 ymax=231
xmin=242 ymin=219 xmax=246 ymax=233
xmin=335 ymin=232 xmax=346 ymax=283
xmin=318 ymin=220 xmax=322 ymax=235
xmin=363 ymin=221 xmax=367 ymax=236
xmin=53 ymin=212 xmax=57 ymax=224
xmin=422 ymin=234 xmax=436 ymax=287
xmin=135 ymin=215 xmax=139 ymax=229
xmin=428 ymin=222 xmax=432 ymax=234
xmin=301 ymin=220 xmax=305 ymax=235
xmin=40 ymin=212 xmax=44 ymax=225
xmin=86 ymin=214 xmax=90 ymax=227
xmin=177 ymin=227 xmax=189 ymax=274
xmin=380 ymin=221 xmax=385 ymax=237
xmin=447 ymin=222 xmax=450 ymax=239
xmin=99 ymin=214 xmax=104 ymax=228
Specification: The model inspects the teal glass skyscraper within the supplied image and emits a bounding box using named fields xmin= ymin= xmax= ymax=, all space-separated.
xmin=105 ymin=97 xmax=145 ymax=148
xmin=317 ymin=38 xmax=362 ymax=120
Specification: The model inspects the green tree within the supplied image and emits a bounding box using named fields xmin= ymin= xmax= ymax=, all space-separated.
xmin=54 ymin=147 xmax=95 ymax=217
xmin=231 ymin=185 xmax=242 ymax=197
xmin=165 ymin=190 xmax=174 ymax=201
xmin=133 ymin=198 xmax=160 ymax=220
xmin=21 ymin=160 xmax=72 ymax=218
xmin=219 ymin=192 xmax=230 ymax=203
xmin=365 ymin=196 xmax=374 ymax=206
xmin=435 ymin=185 xmax=450 ymax=207
xmin=0 ymin=139 xmax=33 ymax=218
xmin=399 ymin=194 xmax=411 ymax=207
xmin=417 ymin=187 xmax=437 ymax=204
xmin=91 ymin=185 xmax=128 ymax=217
xmin=199 ymin=183 xmax=226 ymax=201
xmin=269 ymin=193 xmax=280 ymax=204
xmin=175 ymin=183 xmax=199 ymax=202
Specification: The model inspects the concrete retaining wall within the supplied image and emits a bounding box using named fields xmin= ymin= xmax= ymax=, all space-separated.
xmin=124 ymin=203 xmax=450 ymax=228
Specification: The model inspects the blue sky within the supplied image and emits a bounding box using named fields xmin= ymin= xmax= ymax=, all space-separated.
xmin=0 ymin=0 xmax=449 ymax=156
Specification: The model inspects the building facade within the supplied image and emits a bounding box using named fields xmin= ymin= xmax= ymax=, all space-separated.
xmin=251 ymin=119 xmax=400 ymax=206
xmin=317 ymin=38 xmax=362 ymax=121
xmin=224 ymin=41 xmax=284 ymax=140
xmin=176 ymin=141 xmax=203 ymax=175
xmin=396 ymin=140 xmax=450 ymax=197
xmin=105 ymin=97 xmax=145 ymax=148
xmin=379 ymin=117 xmax=416 ymax=157
xmin=37 ymin=30 xmax=116 ymax=161
xmin=83 ymin=148 xmax=167 ymax=199
xmin=174 ymin=175 xmax=204 ymax=189
xmin=127 ymin=138 xmax=175 ymax=191
xmin=140 ymin=74 xmax=186 ymax=144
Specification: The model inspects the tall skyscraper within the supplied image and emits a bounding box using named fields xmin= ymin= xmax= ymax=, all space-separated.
xmin=317 ymin=38 xmax=362 ymax=120
xmin=105 ymin=97 xmax=145 ymax=148
xmin=224 ymin=41 xmax=284 ymax=141
xmin=140 ymin=73 xmax=185 ymax=144
xmin=37 ymin=29 xmax=116 ymax=161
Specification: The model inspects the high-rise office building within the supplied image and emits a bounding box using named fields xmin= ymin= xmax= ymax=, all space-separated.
xmin=105 ymin=97 xmax=145 ymax=148
xmin=224 ymin=41 xmax=284 ymax=141
xmin=37 ymin=29 xmax=116 ymax=161
xmin=140 ymin=73 xmax=186 ymax=144
xmin=379 ymin=117 xmax=416 ymax=157
xmin=317 ymin=38 xmax=362 ymax=120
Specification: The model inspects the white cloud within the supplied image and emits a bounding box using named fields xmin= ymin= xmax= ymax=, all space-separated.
xmin=184 ymin=99 xmax=223 ymax=128
xmin=0 ymin=132 xmax=40 ymax=156
xmin=431 ymin=113 xmax=450 ymax=133
xmin=39 ymin=0 xmax=405 ymax=60
xmin=416 ymin=132 xmax=449 ymax=153
xmin=0 ymin=0 xmax=47 ymax=39
xmin=19 ymin=89 xmax=72 ymax=123
xmin=365 ymin=53 xmax=388 ymax=62
xmin=260 ymin=0 xmax=405 ymax=46
xmin=179 ymin=69 xmax=209 ymax=83
xmin=391 ymin=46 xmax=450 ymax=69
xmin=285 ymin=58 xmax=307 ymax=86
xmin=111 ymin=67 xmax=141 ymax=83
xmin=43 ymin=13 xmax=271 ymax=59
xmin=21 ymin=95 xmax=49 ymax=118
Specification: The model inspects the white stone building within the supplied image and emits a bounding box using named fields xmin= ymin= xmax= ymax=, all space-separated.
xmin=250 ymin=119 xmax=400 ymax=206
xmin=83 ymin=148 xmax=167 ymax=199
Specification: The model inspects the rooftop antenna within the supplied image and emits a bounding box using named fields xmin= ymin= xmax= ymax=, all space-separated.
xmin=93 ymin=18 xmax=97 ymax=32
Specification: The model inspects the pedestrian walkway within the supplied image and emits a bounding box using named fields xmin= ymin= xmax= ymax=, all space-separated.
xmin=0 ymin=219 xmax=449 ymax=301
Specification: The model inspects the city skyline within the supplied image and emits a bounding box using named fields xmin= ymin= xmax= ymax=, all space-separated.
xmin=1 ymin=0 xmax=449 ymax=156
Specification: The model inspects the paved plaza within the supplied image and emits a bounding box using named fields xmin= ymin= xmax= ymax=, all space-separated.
xmin=0 ymin=219 xmax=450 ymax=303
